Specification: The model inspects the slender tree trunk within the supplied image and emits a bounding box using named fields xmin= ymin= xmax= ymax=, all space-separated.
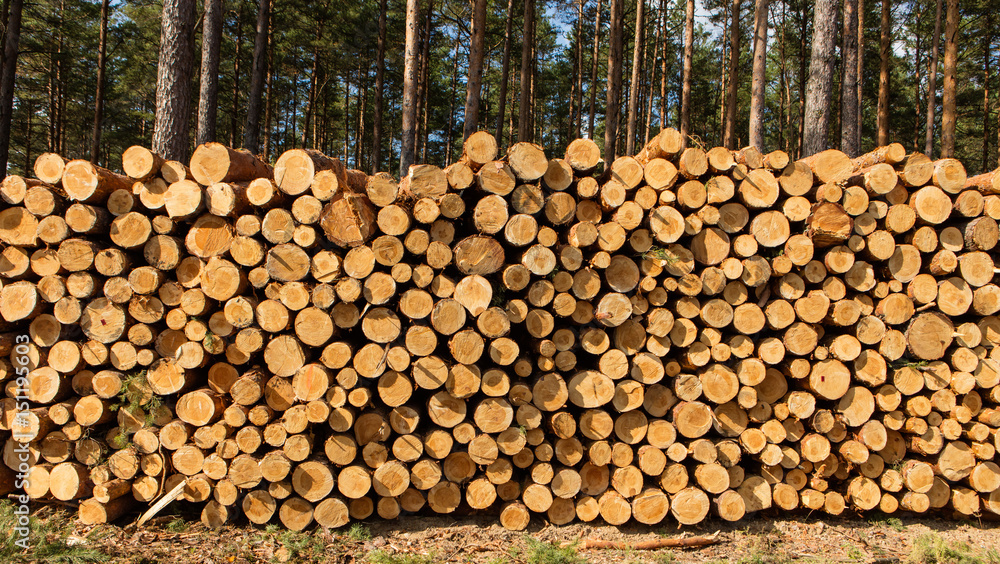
xmin=588 ymin=0 xmax=603 ymax=138
xmin=24 ymin=98 xmax=30 ymax=173
xmin=229 ymin=3 xmax=242 ymax=148
xmin=925 ymin=0 xmax=942 ymax=156
xmin=464 ymin=0 xmax=487 ymax=140
xmin=604 ymin=0 xmax=624 ymax=158
xmin=840 ymin=0 xmax=859 ymax=156
xmin=343 ymin=73 xmax=350 ymax=163
xmin=495 ymin=0 xmax=515 ymax=145
xmin=55 ymin=0 xmax=65 ymax=153
xmin=645 ymin=5 xmax=661 ymax=142
xmin=802 ymin=0 xmax=838 ymax=156
xmin=625 ymin=0 xmax=645 ymax=155
xmin=876 ymin=0 xmax=890 ymax=147
xmin=358 ymin=61 xmax=367 ymax=168
xmin=90 ymin=0 xmax=110 ymax=162
xmin=399 ymin=0 xmax=420 ymax=177
xmin=574 ymin=0 xmax=585 ymax=137
xmin=779 ymin=2 xmax=789 ymax=150
xmin=243 ymin=0 xmax=269 ymax=153
xmin=856 ymin=0 xmax=863 ymax=151
xmin=196 ymin=0 xmax=223 ymax=145
xmin=940 ymin=0 xmax=958 ymax=158
xmin=372 ymin=0 xmax=387 ymax=172
xmin=913 ymin=17 xmax=922 ymax=150
xmin=797 ymin=1 xmax=807 ymax=157
xmin=749 ymin=0 xmax=769 ymax=150
xmin=415 ymin=0 xmax=433 ymax=156
xmin=152 ymin=0 xmax=196 ymax=161
xmin=723 ymin=0 xmax=741 ymax=148
xmin=446 ymin=37 xmax=461 ymax=164
xmin=983 ymin=13 xmax=992 ymax=173
xmin=659 ymin=0 xmax=667 ymax=128
xmin=519 ymin=0 xmax=536 ymax=142
xmin=301 ymin=27 xmax=321 ymax=147
xmin=263 ymin=17 xmax=273 ymax=161
xmin=680 ymin=0 xmax=694 ymax=145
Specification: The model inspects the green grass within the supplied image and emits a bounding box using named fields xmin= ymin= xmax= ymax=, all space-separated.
xmin=344 ymin=523 xmax=372 ymax=542
xmin=907 ymin=534 xmax=1000 ymax=564
xmin=652 ymin=551 xmax=676 ymax=564
xmin=165 ymin=516 xmax=188 ymax=533
xmin=365 ymin=550 xmax=437 ymax=564
xmin=517 ymin=537 xmax=587 ymax=564
xmin=274 ymin=529 xmax=326 ymax=562
xmin=0 ymin=501 xmax=104 ymax=563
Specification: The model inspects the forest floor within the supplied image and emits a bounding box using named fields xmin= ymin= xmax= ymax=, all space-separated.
xmin=5 ymin=501 xmax=1000 ymax=564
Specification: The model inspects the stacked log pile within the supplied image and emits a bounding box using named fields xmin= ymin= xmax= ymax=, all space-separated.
xmin=2 ymin=130 xmax=1000 ymax=532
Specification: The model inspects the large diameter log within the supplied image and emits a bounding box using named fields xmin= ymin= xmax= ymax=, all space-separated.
xmin=801 ymin=149 xmax=852 ymax=184
xmin=320 ymin=194 xmax=376 ymax=247
xmin=805 ymin=202 xmax=852 ymax=247
xmin=122 ymin=146 xmax=165 ymax=181
xmin=62 ymin=160 xmax=132 ymax=203
xmin=453 ymin=235 xmax=505 ymax=275
xmin=274 ymin=149 xmax=346 ymax=196
xmin=905 ymin=313 xmax=954 ymax=361
xmin=966 ymin=169 xmax=1000 ymax=194
xmin=190 ymin=142 xmax=273 ymax=185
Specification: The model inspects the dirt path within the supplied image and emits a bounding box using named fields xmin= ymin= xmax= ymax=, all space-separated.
xmin=38 ymin=511 xmax=1000 ymax=564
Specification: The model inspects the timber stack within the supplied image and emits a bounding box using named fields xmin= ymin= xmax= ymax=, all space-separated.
xmin=2 ymin=130 xmax=1000 ymax=532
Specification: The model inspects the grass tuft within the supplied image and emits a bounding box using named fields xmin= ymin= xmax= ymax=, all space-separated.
xmin=907 ymin=533 xmax=1000 ymax=564
xmin=0 ymin=501 xmax=105 ymax=563
xmin=365 ymin=550 xmax=437 ymax=564
xmin=519 ymin=537 xmax=587 ymax=564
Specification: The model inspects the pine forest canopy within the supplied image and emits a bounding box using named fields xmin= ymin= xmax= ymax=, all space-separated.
xmin=0 ymin=0 xmax=996 ymax=179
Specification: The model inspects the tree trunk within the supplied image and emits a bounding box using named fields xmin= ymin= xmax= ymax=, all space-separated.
xmin=399 ymin=0 xmax=420 ymax=177
xmin=983 ymin=13 xmax=992 ymax=172
xmin=495 ymin=0 xmax=515 ymax=145
xmin=876 ymin=0 xmax=890 ymax=147
xmin=604 ymin=0 xmax=624 ymax=158
xmin=229 ymin=3 xmax=242 ymax=148
xmin=464 ymin=0 xmax=487 ymax=140
xmin=840 ymin=0 xmax=859 ymax=156
xmin=680 ymin=0 xmax=694 ymax=146
xmin=796 ymin=0 xmax=807 ymax=157
xmin=926 ymin=0 xmax=942 ymax=156
xmin=659 ymin=0 xmax=668 ymax=129
xmin=625 ymin=0 xmax=645 ymax=155
xmin=802 ymin=0 xmax=837 ymax=157
xmin=300 ymin=26 xmax=321 ymax=148
xmin=723 ymin=0 xmax=741 ymax=149
xmin=446 ymin=37 xmax=461 ymax=165
xmin=749 ymin=0 xmax=769 ymax=150
xmin=940 ymin=0 xmax=958 ymax=158
xmin=519 ymin=0 xmax=536 ymax=143
xmin=415 ymin=0 xmax=433 ymax=157
xmin=645 ymin=5 xmax=661 ymax=142
xmin=372 ymin=0 xmax=386 ymax=173
xmin=262 ymin=16 xmax=273 ymax=160
xmin=588 ymin=0 xmax=603 ymax=138
xmin=242 ymin=0 xmax=269 ymax=154
xmin=196 ymin=0 xmax=223 ymax=146
xmin=573 ymin=0 xmax=585 ymax=138
xmin=90 ymin=0 xmax=110 ymax=163
xmin=856 ymin=0 xmax=863 ymax=151
xmin=0 ymin=0 xmax=21 ymax=175
xmin=151 ymin=0 xmax=196 ymax=162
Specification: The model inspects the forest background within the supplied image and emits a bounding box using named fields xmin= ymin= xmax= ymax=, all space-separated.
xmin=0 ymin=0 xmax=992 ymax=181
